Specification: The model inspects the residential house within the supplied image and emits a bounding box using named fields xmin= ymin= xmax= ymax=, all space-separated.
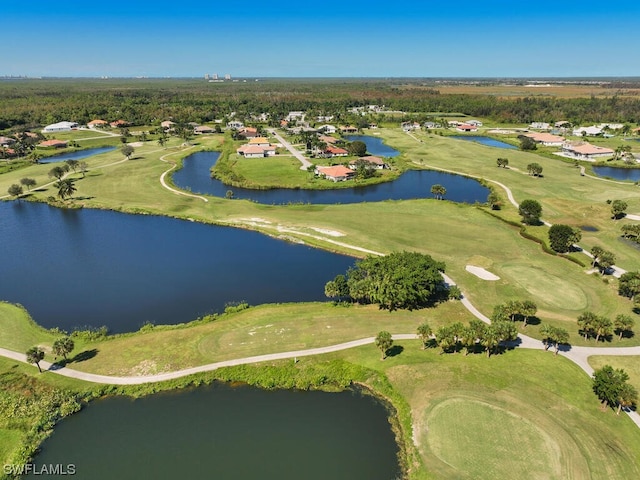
xmin=194 ymin=125 xmax=215 ymax=134
xmin=42 ymin=121 xmax=78 ymax=133
xmin=317 ymin=125 xmax=337 ymax=134
xmin=161 ymin=121 xmax=176 ymax=130
xmin=110 ymin=120 xmax=129 ymax=128
xmin=349 ymin=155 xmax=388 ymax=170
xmin=319 ymin=135 xmax=338 ymax=145
xmin=324 ymin=146 xmax=348 ymax=157
xmin=286 ymin=111 xmax=305 ymax=122
xmin=38 ymin=139 xmax=68 ymax=148
xmin=227 ymin=120 xmax=244 ymax=130
xmin=524 ymin=132 xmax=565 ymax=147
xmin=368 ymin=123 xmax=378 ymax=129
xmin=87 ymin=119 xmax=108 ymax=128
xmin=467 ymin=120 xmax=483 ymax=127
xmin=423 ymin=121 xmax=441 ymax=129
xmin=315 ymin=165 xmax=355 ymax=182
xmin=236 ymin=144 xmax=276 ymax=158
xmin=529 ymin=122 xmax=550 ymax=130
xmin=455 ymin=124 xmax=478 ymax=132
xmin=401 ymin=122 xmax=421 ymax=131
xmin=555 ymin=121 xmax=571 ymax=128
xmin=237 ymin=127 xmax=258 ymax=139
xmin=573 ymin=126 xmax=602 ymax=137
xmin=562 ymin=142 xmax=614 ymax=160
xmin=339 ymin=126 xmax=358 ymax=134
xmin=248 ymin=137 xmax=270 ymax=147
xmin=317 ymin=115 xmax=334 ymax=122
xmin=0 ymin=136 xmax=16 ymax=146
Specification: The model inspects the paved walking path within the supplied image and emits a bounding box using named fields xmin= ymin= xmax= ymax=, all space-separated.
xmin=158 ymin=146 xmax=209 ymax=202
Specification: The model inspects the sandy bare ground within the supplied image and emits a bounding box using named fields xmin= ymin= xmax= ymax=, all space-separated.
xmin=465 ymin=265 xmax=500 ymax=280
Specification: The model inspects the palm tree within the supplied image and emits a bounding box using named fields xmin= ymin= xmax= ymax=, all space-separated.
xmin=416 ymin=322 xmax=432 ymax=349
xmin=614 ymin=314 xmax=635 ymax=340
xmin=551 ymin=327 xmax=570 ymax=355
xmin=430 ymin=184 xmax=446 ymax=200
xmin=375 ymin=331 xmax=393 ymax=360
xmin=26 ymin=346 xmax=45 ymax=373
xmin=55 ymin=178 xmax=77 ymax=201
xmin=539 ymin=323 xmax=553 ymax=350
xmin=52 ymin=336 xmax=75 ymax=360
xmin=481 ymin=327 xmax=500 ymax=358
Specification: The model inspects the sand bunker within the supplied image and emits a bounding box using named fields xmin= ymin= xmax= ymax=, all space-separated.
xmin=465 ymin=265 xmax=500 ymax=281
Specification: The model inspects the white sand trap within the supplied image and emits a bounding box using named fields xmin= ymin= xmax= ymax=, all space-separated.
xmin=310 ymin=227 xmax=345 ymax=237
xmin=465 ymin=265 xmax=500 ymax=281
xmin=127 ymin=141 xmax=144 ymax=147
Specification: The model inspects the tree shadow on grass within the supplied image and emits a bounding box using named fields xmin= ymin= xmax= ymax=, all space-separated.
xmin=386 ymin=345 xmax=404 ymax=358
xmin=49 ymin=349 xmax=99 ymax=370
xmin=522 ymin=315 xmax=541 ymax=327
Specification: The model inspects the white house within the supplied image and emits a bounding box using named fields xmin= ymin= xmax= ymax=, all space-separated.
xmin=42 ymin=121 xmax=78 ymax=133
xmin=573 ymin=126 xmax=602 ymax=137
xmin=317 ymin=125 xmax=337 ymax=134
xmin=529 ymin=122 xmax=550 ymax=130
xmin=286 ymin=111 xmax=305 ymax=121
xmin=562 ymin=142 xmax=614 ymax=160
xmin=467 ymin=119 xmax=483 ymax=127
xmin=227 ymin=120 xmax=244 ymax=129
xmin=349 ymin=156 xmax=388 ymax=170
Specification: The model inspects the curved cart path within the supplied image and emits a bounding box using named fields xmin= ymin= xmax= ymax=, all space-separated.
xmin=158 ymin=146 xmax=209 ymax=202
xmin=2 ymin=271 xmax=639 ymax=426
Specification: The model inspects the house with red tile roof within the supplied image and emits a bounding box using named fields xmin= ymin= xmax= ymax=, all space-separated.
xmin=324 ymin=146 xmax=348 ymax=157
xmin=524 ymin=132 xmax=565 ymax=146
xmin=238 ymin=127 xmax=258 ymax=139
xmin=38 ymin=139 xmax=68 ymax=148
xmin=87 ymin=119 xmax=108 ymax=128
xmin=455 ymin=124 xmax=478 ymax=132
xmin=315 ymin=165 xmax=355 ymax=182
xmin=110 ymin=120 xmax=130 ymax=128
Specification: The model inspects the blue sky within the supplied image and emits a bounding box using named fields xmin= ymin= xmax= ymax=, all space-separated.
xmin=3 ymin=1 xmax=639 ymax=77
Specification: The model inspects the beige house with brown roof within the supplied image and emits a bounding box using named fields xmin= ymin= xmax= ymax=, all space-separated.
xmin=562 ymin=142 xmax=614 ymax=160
xmin=315 ymin=165 xmax=355 ymax=182
xmin=524 ymin=132 xmax=565 ymax=147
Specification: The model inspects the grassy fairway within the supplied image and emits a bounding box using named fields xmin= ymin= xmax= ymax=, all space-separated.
xmin=0 ymin=302 xmax=55 ymax=351
xmin=589 ymin=355 xmax=640 ymax=394
xmin=1 ymin=341 xmax=639 ymax=479
xmin=374 ymin=128 xmax=640 ymax=271
xmin=334 ymin=345 xmax=640 ymax=480
xmin=0 ymin=301 xmax=469 ymax=376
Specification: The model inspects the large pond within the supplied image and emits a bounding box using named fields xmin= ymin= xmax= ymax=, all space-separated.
xmin=592 ymin=166 xmax=640 ymax=181
xmin=343 ymin=134 xmax=400 ymax=157
xmin=172 ymin=151 xmax=489 ymax=204
xmin=28 ymin=383 xmax=400 ymax=480
xmin=39 ymin=146 xmax=116 ymax=163
xmin=450 ymin=135 xmax=517 ymax=150
xmin=0 ymin=202 xmax=354 ymax=333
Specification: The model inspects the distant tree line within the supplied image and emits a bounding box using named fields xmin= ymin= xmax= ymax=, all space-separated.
xmin=2 ymin=79 xmax=640 ymax=131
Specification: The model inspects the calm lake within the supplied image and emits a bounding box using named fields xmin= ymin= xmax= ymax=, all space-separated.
xmin=28 ymin=383 xmax=401 ymax=480
xmin=344 ymin=135 xmax=400 ymax=157
xmin=0 ymin=202 xmax=354 ymax=333
xmin=39 ymin=146 xmax=116 ymax=163
xmin=592 ymin=166 xmax=640 ymax=181
xmin=173 ymin=151 xmax=489 ymax=204
xmin=450 ymin=135 xmax=517 ymax=150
